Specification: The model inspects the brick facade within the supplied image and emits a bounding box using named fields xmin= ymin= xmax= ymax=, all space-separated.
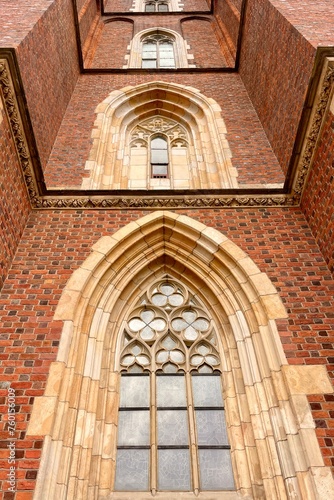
xmin=1 ymin=0 xmax=334 ymax=497
xmin=0 ymin=208 xmax=334 ymax=495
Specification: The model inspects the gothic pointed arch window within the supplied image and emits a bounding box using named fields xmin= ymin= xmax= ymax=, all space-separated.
xmin=142 ymin=33 xmax=175 ymax=68
xmin=114 ymin=277 xmax=235 ymax=493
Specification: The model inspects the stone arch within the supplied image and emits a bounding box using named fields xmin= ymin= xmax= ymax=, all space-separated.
xmin=125 ymin=28 xmax=192 ymax=68
xmin=28 ymin=211 xmax=334 ymax=499
xmin=81 ymin=81 xmax=237 ymax=190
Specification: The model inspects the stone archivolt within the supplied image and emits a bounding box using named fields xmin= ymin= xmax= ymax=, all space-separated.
xmin=81 ymin=81 xmax=238 ymax=190
xmin=27 ymin=212 xmax=334 ymax=500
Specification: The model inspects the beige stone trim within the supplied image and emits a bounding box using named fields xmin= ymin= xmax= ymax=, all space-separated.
xmin=28 ymin=212 xmax=334 ymax=499
xmin=125 ymin=28 xmax=192 ymax=68
xmin=81 ymin=81 xmax=237 ymax=190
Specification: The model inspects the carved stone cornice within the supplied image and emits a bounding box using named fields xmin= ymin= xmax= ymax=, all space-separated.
xmin=287 ymin=53 xmax=334 ymax=202
xmin=34 ymin=194 xmax=292 ymax=209
xmin=0 ymin=52 xmax=42 ymax=207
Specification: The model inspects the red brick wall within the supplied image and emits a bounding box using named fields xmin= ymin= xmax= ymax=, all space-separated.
xmin=44 ymin=73 xmax=284 ymax=188
xmin=181 ymin=18 xmax=228 ymax=67
xmin=270 ymin=0 xmax=334 ymax=47
xmin=0 ymin=100 xmax=31 ymax=292
xmin=15 ymin=0 xmax=80 ymax=170
xmin=0 ymin=207 xmax=333 ymax=495
xmin=91 ymin=20 xmax=134 ymax=68
xmin=104 ymin=0 xmax=133 ymax=12
xmin=78 ymin=0 xmax=99 ymax=50
xmin=103 ymin=0 xmax=210 ymax=11
xmin=214 ymin=0 xmax=241 ymax=62
xmin=239 ymin=0 xmax=316 ymax=174
xmin=301 ymin=109 xmax=334 ymax=276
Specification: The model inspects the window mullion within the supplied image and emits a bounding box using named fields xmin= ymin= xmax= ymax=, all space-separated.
xmin=186 ymin=372 xmax=199 ymax=495
xmin=151 ymin=371 xmax=157 ymax=495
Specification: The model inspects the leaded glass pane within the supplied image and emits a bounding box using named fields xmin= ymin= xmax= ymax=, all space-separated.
xmin=142 ymin=59 xmax=157 ymax=68
xmin=192 ymin=375 xmax=223 ymax=407
xmin=158 ymin=449 xmax=191 ymax=490
xmin=157 ymin=410 xmax=188 ymax=445
xmin=157 ymin=375 xmax=186 ymax=407
xmin=195 ymin=409 xmax=228 ymax=445
xmin=120 ymin=376 xmax=149 ymax=407
xmin=115 ymin=449 xmax=149 ymax=491
xmin=161 ymin=335 xmax=177 ymax=350
xmin=168 ymin=293 xmax=184 ymax=306
xmin=199 ymin=449 xmax=234 ymax=490
xmin=118 ymin=410 xmax=150 ymax=446
xmin=152 ymin=293 xmax=168 ymax=306
xmin=160 ymin=284 xmax=174 ymax=295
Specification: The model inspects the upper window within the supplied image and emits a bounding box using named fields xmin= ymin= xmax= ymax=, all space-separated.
xmin=114 ymin=277 xmax=235 ymax=493
xmin=151 ymin=136 xmax=168 ymax=178
xmin=145 ymin=0 xmax=169 ymax=11
xmin=142 ymin=34 xmax=175 ymax=68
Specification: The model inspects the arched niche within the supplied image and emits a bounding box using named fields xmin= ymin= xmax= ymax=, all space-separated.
xmin=28 ymin=211 xmax=334 ymax=500
xmin=81 ymin=81 xmax=238 ymax=190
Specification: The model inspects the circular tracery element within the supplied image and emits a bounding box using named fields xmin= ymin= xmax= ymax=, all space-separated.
xmin=120 ymin=277 xmax=220 ymax=372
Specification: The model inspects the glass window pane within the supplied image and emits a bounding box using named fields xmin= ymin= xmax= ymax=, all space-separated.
xmin=159 ymin=59 xmax=176 ymax=68
xmin=199 ymin=449 xmax=234 ymax=490
xmin=151 ymin=145 xmax=168 ymax=161
xmin=143 ymin=43 xmax=156 ymax=53
xmin=151 ymin=137 xmax=167 ymax=149
xmin=158 ymin=3 xmax=168 ymax=11
xmin=157 ymin=410 xmax=188 ymax=445
xmin=152 ymin=164 xmax=168 ymax=176
xmin=158 ymin=449 xmax=190 ymax=490
xmin=145 ymin=3 xmax=155 ymax=11
xmin=118 ymin=410 xmax=150 ymax=445
xmin=195 ymin=409 xmax=228 ymax=445
xmin=120 ymin=375 xmax=149 ymax=407
xmin=142 ymin=59 xmax=157 ymax=68
xmin=115 ymin=449 xmax=149 ymax=491
xmin=192 ymin=375 xmax=223 ymax=407
xmin=157 ymin=375 xmax=186 ymax=406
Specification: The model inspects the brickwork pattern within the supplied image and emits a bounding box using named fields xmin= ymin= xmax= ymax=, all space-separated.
xmin=44 ymin=73 xmax=284 ymax=187
xmin=181 ymin=18 xmax=227 ymax=67
xmin=104 ymin=0 xmax=209 ymax=12
xmin=15 ymin=0 xmax=80 ymax=170
xmin=0 ymin=100 xmax=31 ymax=292
xmin=78 ymin=0 xmax=99 ymax=50
xmin=214 ymin=0 xmax=240 ymax=61
xmin=239 ymin=0 xmax=316 ymax=174
xmin=301 ymin=110 xmax=334 ymax=275
xmin=0 ymin=207 xmax=334 ymax=496
xmin=91 ymin=20 xmax=134 ymax=68
xmin=271 ymin=0 xmax=334 ymax=47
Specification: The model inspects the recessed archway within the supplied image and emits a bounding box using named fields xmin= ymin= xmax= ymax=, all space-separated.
xmin=28 ymin=211 xmax=334 ymax=499
xmin=81 ymin=81 xmax=238 ymax=190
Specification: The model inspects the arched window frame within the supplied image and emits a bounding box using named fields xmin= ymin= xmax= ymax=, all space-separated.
xmin=125 ymin=28 xmax=194 ymax=69
xmin=141 ymin=34 xmax=176 ymax=69
xmin=144 ymin=0 xmax=169 ymax=11
xmin=114 ymin=277 xmax=235 ymax=493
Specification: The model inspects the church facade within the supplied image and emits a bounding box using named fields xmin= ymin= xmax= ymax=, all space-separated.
xmin=1 ymin=0 xmax=334 ymax=498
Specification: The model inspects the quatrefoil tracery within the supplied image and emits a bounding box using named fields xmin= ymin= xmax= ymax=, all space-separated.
xmin=120 ymin=278 xmax=221 ymax=373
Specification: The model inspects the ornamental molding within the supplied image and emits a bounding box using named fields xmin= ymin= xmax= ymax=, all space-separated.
xmin=1 ymin=48 xmax=334 ymax=210
xmin=0 ymin=55 xmax=41 ymax=207
xmin=290 ymin=56 xmax=334 ymax=202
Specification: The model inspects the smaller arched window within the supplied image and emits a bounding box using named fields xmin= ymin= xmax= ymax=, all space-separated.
xmin=142 ymin=34 xmax=175 ymax=68
xmin=151 ymin=136 xmax=168 ymax=178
